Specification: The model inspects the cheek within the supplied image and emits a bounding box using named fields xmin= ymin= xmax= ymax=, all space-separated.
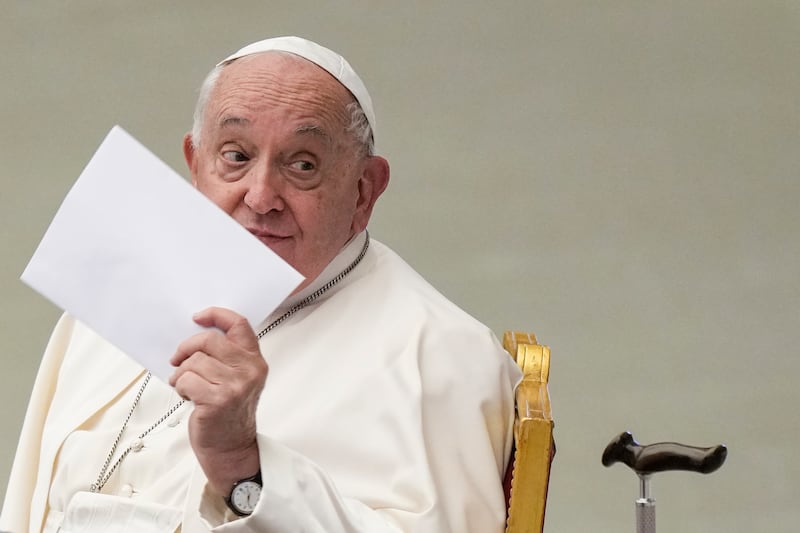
xmin=286 ymin=193 xmax=336 ymax=242
xmin=193 ymin=160 xmax=243 ymax=215
xmin=314 ymin=188 xmax=359 ymax=237
xmin=195 ymin=179 xmax=243 ymax=215
xmin=288 ymin=194 xmax=324 ymax=229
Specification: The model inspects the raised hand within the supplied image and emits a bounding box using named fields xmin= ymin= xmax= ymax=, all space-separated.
xmin=169 ymin=307 xmax=266 ymax=496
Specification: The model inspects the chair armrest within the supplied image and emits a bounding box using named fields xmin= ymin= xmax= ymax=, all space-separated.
xmin=503 ymin=332 xmax=555 ymax=533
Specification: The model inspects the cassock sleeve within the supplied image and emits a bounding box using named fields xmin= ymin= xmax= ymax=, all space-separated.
xmin=0 ymin=314 xmax=75 ymax=533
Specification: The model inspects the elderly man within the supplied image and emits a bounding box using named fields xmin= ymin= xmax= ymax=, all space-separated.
xmin=1 ymin=36 xmax=521 ymax=532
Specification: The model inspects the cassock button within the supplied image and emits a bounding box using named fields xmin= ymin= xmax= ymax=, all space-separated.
xmin=167 ymin=417 xmax=180 ymax=428
xmin=131 ymin=438 xmax=144 ymax=452
xmin=120 ymin=484 xmax=134 ymax=497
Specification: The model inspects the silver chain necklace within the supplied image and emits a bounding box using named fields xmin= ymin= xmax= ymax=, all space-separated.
xmin=90 ymin=232 xmax=370 ymax=493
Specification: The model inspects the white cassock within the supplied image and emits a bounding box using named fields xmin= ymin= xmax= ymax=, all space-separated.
xmin=1 ymin=231 xmax=522 ymax=533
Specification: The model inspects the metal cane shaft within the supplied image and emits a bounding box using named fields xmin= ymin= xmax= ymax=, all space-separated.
xmin=636 ymin=499 xmax=656 ymax=533
xmin=635 ymin=475 xmax=656 ymax=533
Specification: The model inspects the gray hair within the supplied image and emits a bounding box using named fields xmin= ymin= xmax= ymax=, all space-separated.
xmin=190 ymin=60 xmax=375 ymax=156
xmin=190 ymin=63 xmax=223 ymax=148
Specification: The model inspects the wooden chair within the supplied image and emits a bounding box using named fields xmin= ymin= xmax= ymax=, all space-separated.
xmin=503 ymin=331 xmax=555 ymax=533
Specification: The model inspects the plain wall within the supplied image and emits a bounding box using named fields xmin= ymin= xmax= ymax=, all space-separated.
xmin=1 ymin=2 xmax=798 ymax=531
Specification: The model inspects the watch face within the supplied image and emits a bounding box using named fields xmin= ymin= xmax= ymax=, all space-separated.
xmin=231 ymin=480 xmax=262 ymax=515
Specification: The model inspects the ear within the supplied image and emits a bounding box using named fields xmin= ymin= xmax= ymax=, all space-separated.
xmin=352 ymin=155 xmax=390 ymax=233
xmin=182 ymin=133 xmax=199 ymax=186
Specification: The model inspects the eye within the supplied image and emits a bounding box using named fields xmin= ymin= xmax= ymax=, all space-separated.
xmin=289 ymin=160 xmax=315 ymax=172
xmin=222 ymin=150 xmax=249 ymax=163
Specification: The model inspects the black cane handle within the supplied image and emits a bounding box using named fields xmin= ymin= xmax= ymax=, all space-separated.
xmin=602 ymin=431 xmax=727 ymax=475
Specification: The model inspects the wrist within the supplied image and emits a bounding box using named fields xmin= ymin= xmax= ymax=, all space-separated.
xmin=201 ymin=441 xmax=261 ymax=497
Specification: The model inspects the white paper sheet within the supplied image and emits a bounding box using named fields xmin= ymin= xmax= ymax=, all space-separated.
xmin=21 ymin=126 xmax=304 ymax=382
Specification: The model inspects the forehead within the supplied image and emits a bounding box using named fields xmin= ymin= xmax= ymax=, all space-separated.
xmin=207 ymin=52 xmax=354 ymax=138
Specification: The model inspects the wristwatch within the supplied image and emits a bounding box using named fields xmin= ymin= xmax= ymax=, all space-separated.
xmin=225 ymin=470 xmax=262 ymax=516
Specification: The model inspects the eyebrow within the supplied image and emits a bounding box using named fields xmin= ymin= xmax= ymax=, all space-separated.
xmin=294 ymin=124 xmax=333 ymax=146
xmin=217 ymin=116 xmax=334 ymax=146
xmin=219 ymin=115 xmax=251 ymax=129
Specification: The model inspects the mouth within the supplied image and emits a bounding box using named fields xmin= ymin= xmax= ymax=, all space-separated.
xmin=247 ymin=227 xmax=291 ymax=247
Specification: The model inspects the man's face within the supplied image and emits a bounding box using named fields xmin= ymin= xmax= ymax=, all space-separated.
xmin=184 ymin=52 xmax=387 ymax=291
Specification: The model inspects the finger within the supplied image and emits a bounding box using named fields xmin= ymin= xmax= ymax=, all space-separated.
xmin=170 ymin=329 xmax=228 ymax=367
xmin=193 ymin=307 xmax=259 ymax=349
xmin=169 ymin=350 xmax=229 ymax=388
xmin=172 ymin=356 xmax=264 ymax=408
xmin=172 ymin=368 xmax=219 ymax=404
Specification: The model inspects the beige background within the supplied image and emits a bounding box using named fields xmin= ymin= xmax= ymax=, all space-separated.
xmin=1 ymin=2 xmax=798 ymax=531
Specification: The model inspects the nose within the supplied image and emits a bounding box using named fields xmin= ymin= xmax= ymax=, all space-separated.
xmin=243 ymin=163 xmax=286 ymax=214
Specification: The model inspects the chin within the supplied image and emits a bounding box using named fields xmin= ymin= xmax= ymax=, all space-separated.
xmin=263 ymin=238 xmax=294 ymax=262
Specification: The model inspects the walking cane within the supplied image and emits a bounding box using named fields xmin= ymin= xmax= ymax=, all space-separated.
xmin=602 ymin=431 xmax=727 ymax=533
